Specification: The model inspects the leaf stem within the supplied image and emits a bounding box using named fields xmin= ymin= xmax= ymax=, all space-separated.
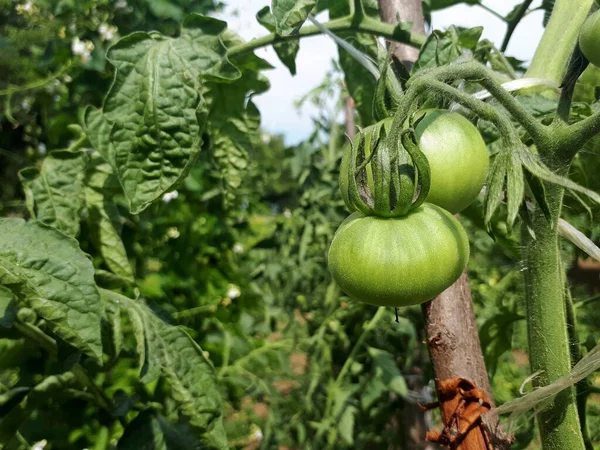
xmin=0 ymin=63 xmax=75 ymax=97
xmin=501 ymin=0 xmax=534 ymax=52
xmin=477 ymin=3 xmax=506 ymax=22
xmin=227 ymin=15 xmax=426 ymax=58
xmin=15 ymin=319 xmax=116 ymax=416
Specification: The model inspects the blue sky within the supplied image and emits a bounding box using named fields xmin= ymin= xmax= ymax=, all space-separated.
xmin=217 ymin=1 xmax=546 ymax=144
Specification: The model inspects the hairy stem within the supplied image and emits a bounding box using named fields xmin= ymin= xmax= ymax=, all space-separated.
xmin=227 ymin=15 xmax=426 ymax=58
xmin=526 ymin=0 xmax=594 ymax=83
xmin=522 ymin=178 xmax=585 ymax=450
xmin=391 ymin=62 xmax=549 ymax=149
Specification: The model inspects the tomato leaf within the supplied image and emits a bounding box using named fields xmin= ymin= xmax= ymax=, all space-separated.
xmin=257 ymin=6 xmax=300 ymax=75
xmin=81 ymin=106 xmax=116 ymax=167
xmin=483 ymin=150 xmax=508 ymax=228
xmin=84 ymin=154 xmax=134 ymax=284
xmin=18 ymin=150 xmax=88 ymax=237
xmin=0 ymin=219 xmax=104 ymax=361
xmin=519 ymin=148 xmax=600 ymax=206
xmin=413 ymin=26 xmax=482 ymax=74
xmin=206 ymin=31 xmax=270 ymax=205
xmin=102 ymin=15 xmax=239 ymax=214
xmin=117 ymin=411 xmax=167 ymax=450
xmin=104 ymin=290 xmax=227 ymax=450
xmin=480 ymin=308 xmax=523 ymax=378
xmin=506 ymin=151 xmax=525 ymax=230
xmin=271 ymin=0 xmax=317 ymax=35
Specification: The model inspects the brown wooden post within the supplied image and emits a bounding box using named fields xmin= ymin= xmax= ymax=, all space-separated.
xmin=376 ymin=1 xmax=511 ymax=448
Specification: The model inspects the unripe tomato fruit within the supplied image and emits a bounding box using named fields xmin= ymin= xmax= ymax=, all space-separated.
xmin=328 ymin=203 xmax=469 ymax=307
xmin=415 ymin=110 xmax=489 ymax=213
xmin=579 ymin=11 xmax=600 ymax=67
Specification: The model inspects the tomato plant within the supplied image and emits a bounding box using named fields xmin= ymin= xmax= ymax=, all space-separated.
xmin=328 ymin=203 xmax=469 ymax=307
xmin=415 ymin=110 xmax=489 ymax=213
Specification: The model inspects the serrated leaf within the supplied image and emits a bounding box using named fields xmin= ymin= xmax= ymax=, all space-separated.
xmin=519 ymin=149 xmax=600 ymax=206
xmin=102 ymin=15 xmax=239 ymax=214
xmin=506 ymin=151 xmax=525 ymax=230
xmin=206 ymin=31 xmax=269 ymax=204
xmin=0 ymin=219 xmax=103 ymax=360
xmin=19 ymin=150 xmax=88 ymax=237
xmin=483 ymin=150 xmax=508 ymax=227
xmin=271 ymin=0 xmax=317 ymax=35
xmin=85 ymin=154 xmax=134 ymax=283
xmin=413 ymin=26 xmax=482 ymax=73
xmin=257 ymin=6 xmax=299 ymax=75
xmin=118 ymin=411 xmax=167 ymax=450
xmin=105 ymin=290 xmax=227 ymax=449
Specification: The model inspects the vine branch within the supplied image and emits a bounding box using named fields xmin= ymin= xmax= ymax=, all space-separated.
xmin=227 ymin=14 xmax=426 ymax=58
xmin=500 ymin=0 xmax=534 ymax=52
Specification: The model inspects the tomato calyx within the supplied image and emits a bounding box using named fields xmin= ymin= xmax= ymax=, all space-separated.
xmin=340 ymin=116 xmax=431 ymax=218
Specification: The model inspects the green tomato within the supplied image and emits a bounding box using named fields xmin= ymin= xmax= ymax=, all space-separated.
xmin=579 ymin=10 xmax=600 ymax=67
xmin=415 ymin=110 xmax=489 ymax=213
xmin=328 ymin=203 xmax=469 ymax=307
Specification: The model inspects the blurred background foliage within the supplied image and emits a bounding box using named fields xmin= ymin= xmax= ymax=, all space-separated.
xmin=1 ymin=0 xmax=600 ymax=449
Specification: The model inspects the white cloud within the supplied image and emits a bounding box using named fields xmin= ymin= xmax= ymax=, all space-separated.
xmin=217 ymin=0 xmax=546 ymax=145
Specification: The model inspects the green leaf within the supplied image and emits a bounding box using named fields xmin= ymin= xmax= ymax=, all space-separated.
xmin=0 ymin=286 xmax=16 ymax=328
xmin=102 ymin=285 xmax=124 ymax=360
xmin=85 ymin=154 xmax=134 ymax=283
xmin=367 ymin=347 xmax=408 ymax=397
xmin=206 ymin=32 xmax=270 ymax=204
xmin=480 ymin=309 xmax=523 ymax=377
xmin=271 ymin=0 xmax=317 ymax=35
xmin=105 ymin=290 xmax=227 ymax=449
xmin=0 ymin=372 xmax=76 ymax=443
xmin=338 ymin=405 xmax=357 ymax=444
xmin=519 ymin=148 xmax=600 ymax=206
xmin=483 ymin=150 xmax=508 ymax=228
xmin=524 ymin=171 xmax=551 ymax=222
xmin=102 ymin=15 xmax=239 ymax=213
xmin=424 ymin=0 xmax=480 ymax=11
xmin=338 ymin=33 xmax=379 ymax=124
xmin=82 ymin=106 xmax=116 ymax=166
xmin=506 ymin=151 xmax=525 ymax=230
xmin=118 ymin=411 xmax=167 ymax=450
xmin=0 ymin=219 xmax=103 ymax=360
xmin=413 ymin=26 xmax=482 ymax=73
xmin=145 ymin=0 xmax=184 ymax=21
xmin=257 ymin=6 xmax=299 ymax=75
xmin=19 ymin=150 xmax=88 ymax=237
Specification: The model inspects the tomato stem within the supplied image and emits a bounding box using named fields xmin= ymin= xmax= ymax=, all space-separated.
xmin=226 ymin=15 xmax=426 ymax=58
xmin=526 ymin=0 xmax=594 ymax=84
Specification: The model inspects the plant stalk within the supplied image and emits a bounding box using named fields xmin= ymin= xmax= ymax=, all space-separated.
xmin=227 ymin=15 xmax=426 ymax=58
xmin=521 ymin=179 xmax=585 ymax=450
xmin=525 ymin=0 xmax=594 ymax=83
